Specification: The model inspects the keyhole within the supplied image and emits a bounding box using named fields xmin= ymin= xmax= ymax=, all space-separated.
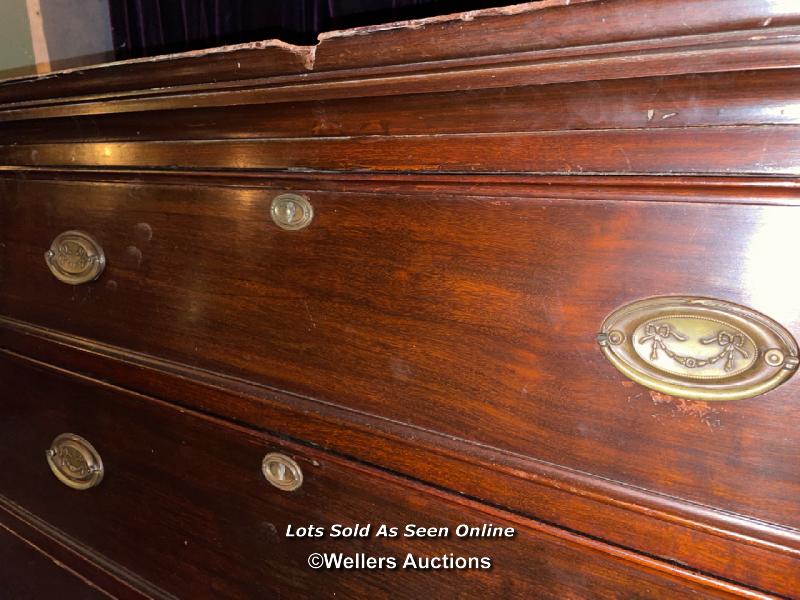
xmin=270 ymin=193 xmax=313 ymax=230
xmin=262 ymin=453 xmax=303 ymax=491
xmin=282 ymin=201 xmax=297 ymax=223
xmin=271 ymin=461 xmax=288 ymax=482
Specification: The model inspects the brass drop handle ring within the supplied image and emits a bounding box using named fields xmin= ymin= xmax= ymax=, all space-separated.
xmin=46 ymin=433 xmax=104 ymax=490
xmin=45 ymin=230 xmax=106 ymax=285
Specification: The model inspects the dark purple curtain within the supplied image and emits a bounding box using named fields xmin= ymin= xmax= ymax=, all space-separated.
xmin=109 ymin=0 xmax=516 ymax=59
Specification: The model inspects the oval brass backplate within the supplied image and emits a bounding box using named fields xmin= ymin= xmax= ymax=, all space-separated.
xmin=597 ymin=296 xmax=798 ymax=401
xmin=46 ymin=433 xmax=104 ymax=490
xmin=45 ymin=230 xmax=106 ymax=285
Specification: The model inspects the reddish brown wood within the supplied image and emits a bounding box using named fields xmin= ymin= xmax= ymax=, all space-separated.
xmin=1 ymin=313 xmax=798 ymax=597
xmin=1 ymin=0 xmax=799 ymax=110
xmin=3 ymin=126 xmax=800 ymax=174
xmin=312 ymin=0 xmax=800 ymax=71
xmin=2 ymin=1 xmax=800 ymax=597
xmin=0 ymin=496 xmax=172 ymax=600
xmin=2 ymin=171 xmax=800 ymax=595
xmin=0 ymin=352 xmax=774 ymax=599
xmin=3 ymin=32 xmax=800 ymax=125
xmin=4 ymin=169 xmax=800 ymax=207
xmin=1 ymin=175 xmax=799 ymax=529
xmin=0 ymin=520 xmax=110 ymax=600
xmin=4 ymin=69 xmax=800 ymax=144
xmin=0 ymin=41 xmax=313 ymax=106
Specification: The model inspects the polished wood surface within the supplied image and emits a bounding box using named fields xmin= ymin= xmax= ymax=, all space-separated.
xmin=0 ymin=0 xmax=796 ymax=103
xmin=0 ymin=494 xmax=163 ymax=600
xmin=1 ymin=0 xmax=799 ymax=597
xmin=1 ymin=175 xmax=798 ymax=531
xmin=2 ymin=4 xmax=800 ymax=176
xmin=0 ymin=522 xmax=108 ymax=600
xmin=4 ymin=69 xmax=800 ymax=144
xmin=0 ymin=352 xmax=757 ymax=600
xmin=5 ymin=127 xmax=800 ymax=174
xmin=2 ymin=306 xmax=798 ymax=598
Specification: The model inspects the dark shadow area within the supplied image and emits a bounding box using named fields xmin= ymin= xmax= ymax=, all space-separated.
xmin=109 ymin=0 xmax=526 ymax=59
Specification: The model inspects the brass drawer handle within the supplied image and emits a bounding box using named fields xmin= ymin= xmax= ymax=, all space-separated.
xmin=45 ymin=230 xmax=106 ymax=285
xmin=270 ymin=193 xmax=313 ymax=230
xmin=597 ymin=296 xmax=798 ymax=401
xmin=46 ymin=433 xmax=104 ymax=490
xmin=262 ymin=452 xmax=303 ymax=491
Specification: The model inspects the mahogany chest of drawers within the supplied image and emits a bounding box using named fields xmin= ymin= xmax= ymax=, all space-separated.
xmin=2 ymin=1 xmax=800 ymax=598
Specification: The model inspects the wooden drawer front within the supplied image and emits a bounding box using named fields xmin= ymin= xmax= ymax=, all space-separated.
xmin=0 ymin=523 xmax=108 ymax=600
xmin=0 ymin=353 xmax=743 ymax=600
xmin=1 ymin=176 xmax=800 ymax=533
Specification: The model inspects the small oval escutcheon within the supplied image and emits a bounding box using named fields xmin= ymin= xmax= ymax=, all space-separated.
xmin=597 ymin=297 xmax=798 ymax=401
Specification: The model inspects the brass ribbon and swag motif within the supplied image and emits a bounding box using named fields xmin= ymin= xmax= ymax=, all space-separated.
xmin=45 ymin=230 xmax=106 ymax=285
xmin=597 ymin=297 xmax=798 ymax=401
xmin=46 ymin=433 xmax=104 ymax=490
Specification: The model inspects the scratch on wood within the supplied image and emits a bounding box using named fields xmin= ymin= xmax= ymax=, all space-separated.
xmin=619 ymin=148 xmax=633 ymax=170
xmin=303 ymin=299 xmax=317 ymax=329
xmin=649 ymin=390 xmax=723 ymax=431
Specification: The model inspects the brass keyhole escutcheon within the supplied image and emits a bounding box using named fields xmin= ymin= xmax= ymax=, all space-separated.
xmin=45 ymin=230 xmax=106 ymax=285
xmin=262 ymin=453 xmax=303 ymax=491
xmin=270 ymin=193 xmax=313 ymax=230
xmin=46 ymin=433 xmax=104 ymax=490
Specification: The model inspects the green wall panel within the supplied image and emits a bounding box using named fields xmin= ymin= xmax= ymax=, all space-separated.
xmin=0 ymin=0 xmax=35 ymax=77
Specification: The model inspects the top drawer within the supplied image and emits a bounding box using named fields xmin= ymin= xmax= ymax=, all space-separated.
xmin=1 ymin=174 xmax=800 ymax=534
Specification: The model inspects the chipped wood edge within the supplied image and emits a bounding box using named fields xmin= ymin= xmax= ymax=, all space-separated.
xmin=2 ymin=0 xmax=799 ymax=99
xmin=0 ymin=37 xmax=316 ymax=87
xmin=317 ymin=0 xmax=591 ymax=40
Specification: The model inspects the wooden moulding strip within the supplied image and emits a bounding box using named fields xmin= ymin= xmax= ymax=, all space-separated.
xmin=2 ymin=127 xmax=800 ymax=175
xmin=0 ymin=494 xmax=174 ymax=600
xmin=0 ymin=347 xmax=786 ymax=599
xmin=3 ymin=0 xmax=800 ymax=105
xmin=0 ymin=317 xmax=797 ymax=597
xmin=3 ymin=30 xmax=800 ymax=121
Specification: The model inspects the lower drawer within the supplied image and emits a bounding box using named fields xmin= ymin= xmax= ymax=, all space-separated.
xmin=0 ymin=523 xmax=107 ymax=600
xmin=0 ymin=352 xmax=754 ymax=599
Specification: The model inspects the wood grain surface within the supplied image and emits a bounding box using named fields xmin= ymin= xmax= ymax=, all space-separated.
xmin=0 ymin=352 xmax=774 ymax=600
xmin=2 ymin=175 xmax=799 ymax=530
xmin=2 ymin=0 xmax=800 ymax=597
xmin=0 ymin=520 xmax=109 ymax=600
